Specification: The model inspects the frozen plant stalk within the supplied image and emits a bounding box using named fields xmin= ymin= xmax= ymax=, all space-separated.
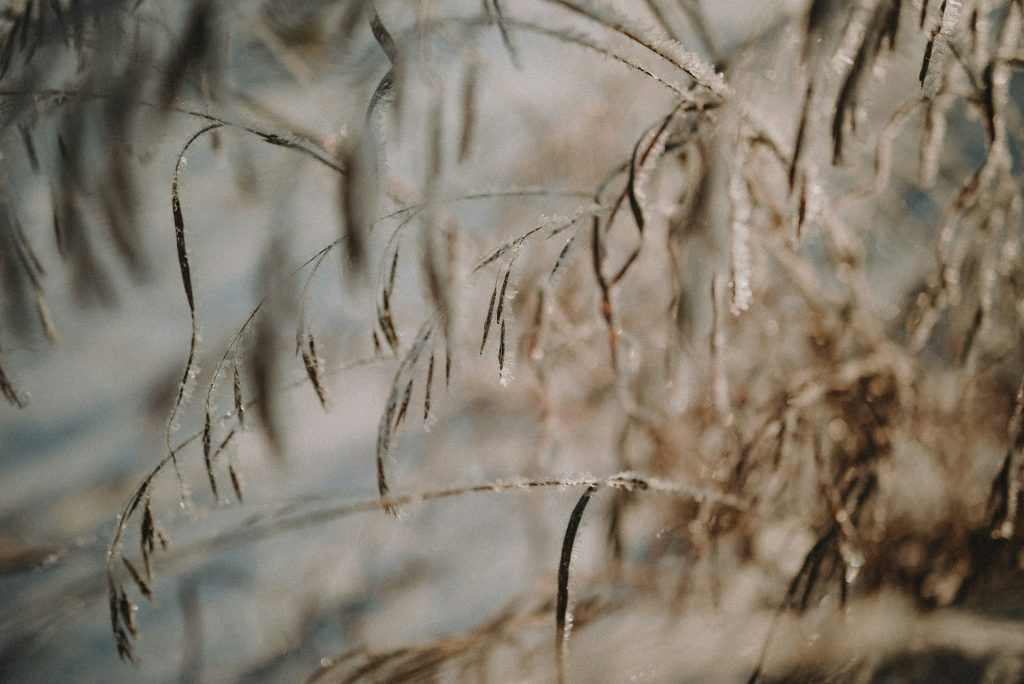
xmin=728 ymin=166 xmax=753 ymax=316
xmin=922 ymin=0 xmax=963 ymax=97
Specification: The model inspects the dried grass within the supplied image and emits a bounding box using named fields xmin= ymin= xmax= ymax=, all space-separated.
xmin=2 ymin=0 xmax=1024 ymax=681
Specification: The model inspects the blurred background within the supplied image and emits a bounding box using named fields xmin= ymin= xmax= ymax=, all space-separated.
xmin=2 ymin=1 xmax=1023 ymax=681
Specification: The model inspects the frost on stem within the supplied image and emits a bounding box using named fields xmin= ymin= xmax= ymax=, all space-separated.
xmin=499 ymin=359 xmax=514 ymax=387
xmin=728 ymin=161 xmax=753 ymax=316
xmin=921 ymin=0 xmax=963 ymax=98
xmin=630 ymin=116 xmax=672 ymax=229
xmin=710 ymin=275 xmax=731 ymax=418
xmin=918 ymin=96 xmax=949 ymax=187
xmin=547 ymin=0 xmax=730 ymax=97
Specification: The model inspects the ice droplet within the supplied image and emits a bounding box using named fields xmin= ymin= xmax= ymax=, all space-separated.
xmin=844 ymin=548 xmax=864 ymax=584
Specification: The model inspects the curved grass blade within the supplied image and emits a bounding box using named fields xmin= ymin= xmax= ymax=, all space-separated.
xmin=556 ymin=485 xmax=598 ymax=684
xmin=480 ymin=278 xmax=499 ymax=354
xmin=423 ymin=352 xmax=434 ymax=422
xmin=789 ymin=81 xmax=812 ymax=192
xmin=626 ymin=132 xmax=647 ymax=234
xmin=495 ymin=264 xmax=513 ymax=325
xmin=301 ymin=332 xmax=328 ymax=408
xmin=167 ymin=123 xmax=222 ymax=455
